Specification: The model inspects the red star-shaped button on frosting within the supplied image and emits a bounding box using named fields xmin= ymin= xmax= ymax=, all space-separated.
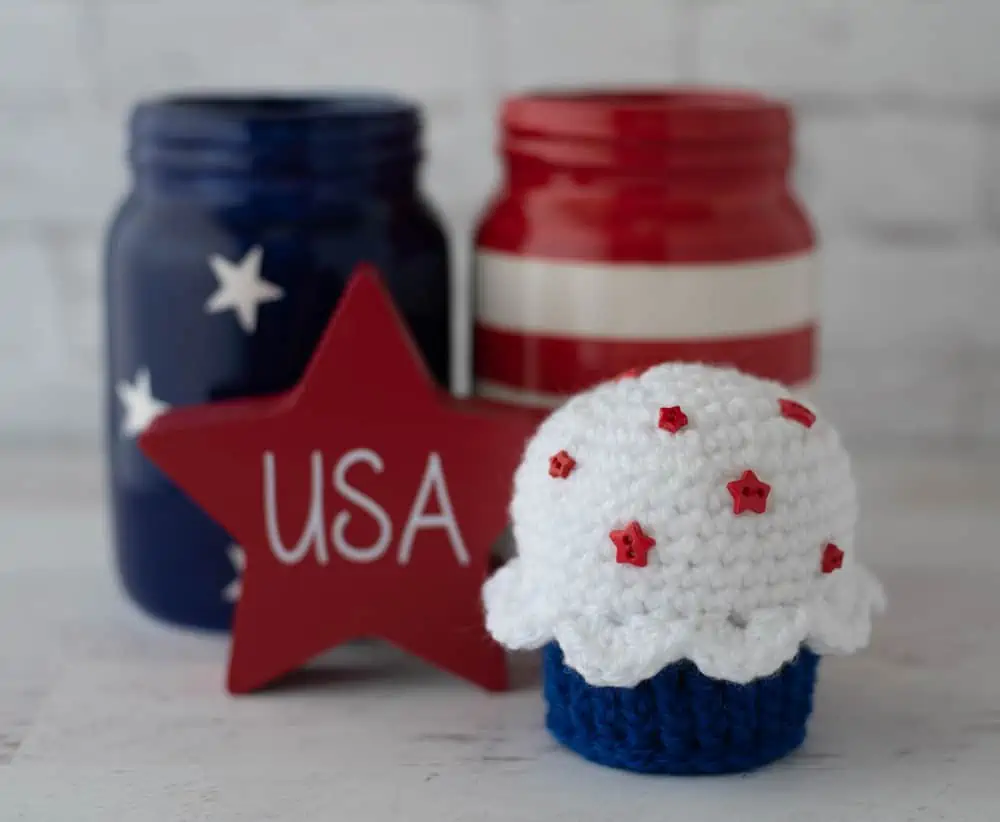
xmin=549 ymin=450 xmax=576 ymax=478
xmin=139 ymin=266 xmax=539 ymax=694
xmin=779 ymin=398 xmax=817 ymax=428
xmin=616 ymin=367 xmax=642 ymax=380
xmin=727 ymin=469 xmax=771 ymax=515
xmin=658 ymin=405 xmax=689 ymax=433
xmin=610 ymin=521 xmax=656 ymax=567
xmin=821 ymin=543 xmax=844 ymax=574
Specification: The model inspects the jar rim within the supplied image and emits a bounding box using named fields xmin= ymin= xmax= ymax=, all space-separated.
xmin=132 ymin=92 xmax=420 ymax=139
xmin=128 ymin=92 xmax=422 ymax=185
xmin=502 ymin=87 xmax=791 ymax=143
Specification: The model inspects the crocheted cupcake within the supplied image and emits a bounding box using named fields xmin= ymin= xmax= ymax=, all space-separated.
xmin=483 ymin=363 xmax=885 ymax=774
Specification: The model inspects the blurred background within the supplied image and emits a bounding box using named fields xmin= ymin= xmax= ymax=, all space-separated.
xmin=1 ymin=0 xmax=998 ymax=447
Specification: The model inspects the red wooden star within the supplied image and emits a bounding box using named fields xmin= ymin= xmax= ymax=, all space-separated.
xmin=727 ymin=469 xmax=771 ymax=515
xmin=139 ymin=266 xmax=540 ymax=694
xmin=610 ymin=521 xmax=656 ymax=567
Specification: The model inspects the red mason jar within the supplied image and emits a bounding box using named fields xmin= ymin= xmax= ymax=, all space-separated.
xmin=473 ymin=90 xmax=816 ymax=407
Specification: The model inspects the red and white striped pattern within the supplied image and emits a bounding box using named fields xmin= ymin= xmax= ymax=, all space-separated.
xmin=474 ymin=251 xmax=817 ymax=407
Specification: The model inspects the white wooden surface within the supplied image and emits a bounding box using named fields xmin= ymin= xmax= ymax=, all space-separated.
xmin=1 ymin=445 xmax=999 ymax=821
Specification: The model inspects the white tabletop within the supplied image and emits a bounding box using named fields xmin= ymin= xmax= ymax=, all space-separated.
xmin=1 ymin=444 xmax=998 ymax=821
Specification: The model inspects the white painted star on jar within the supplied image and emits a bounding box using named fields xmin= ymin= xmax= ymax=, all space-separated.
xmin=116 ymin=367 xmax=170 ymax=438
xmin=205 ymin=245 xmax=284 ymax=334
xmin=222 ymin=544 xmax=246 ymax=603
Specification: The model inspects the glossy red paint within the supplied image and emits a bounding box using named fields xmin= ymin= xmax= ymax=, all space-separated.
xmin=475 ymin=324 xmax=815 ymax=396
xmin=478 ymin=90 xmax=813 ymax=265
xmin=474 ymin=89 xmax=817 ymax=407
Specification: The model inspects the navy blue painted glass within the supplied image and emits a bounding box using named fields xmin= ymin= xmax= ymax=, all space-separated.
xmin=105 ymin=95 xmax=451 ymax=630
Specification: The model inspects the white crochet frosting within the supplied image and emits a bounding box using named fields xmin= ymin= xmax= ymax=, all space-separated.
xmin=483 ymin=363 xmax=885 ymax=687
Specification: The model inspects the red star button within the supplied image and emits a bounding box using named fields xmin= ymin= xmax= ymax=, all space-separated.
xmin=610 ymin=521 xmax=656 ymax=567
xmin=821 ymin=543 xmax=844 ymax=574
xmin=658 ymin=405 xmax=689 ymax=434
xmin=779 ymin=398 xmax=817 ymax=428
xmin=139 ymin=267 xmax=540 ymax=694
xmin=549 ymin=450 xmax=577 ymax=479
xmin=727 ymin=470 xmax=771 ymax=515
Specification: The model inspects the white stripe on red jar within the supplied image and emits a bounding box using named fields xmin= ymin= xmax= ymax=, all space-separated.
xmin=473 ymin=89 xmax=817 ymax=408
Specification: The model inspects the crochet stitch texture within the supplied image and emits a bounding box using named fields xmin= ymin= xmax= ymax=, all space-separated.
xmin=484 ymin=363 xmax=885 ymax=687
xmin=543 ymin=643 xmax=819 ymax=774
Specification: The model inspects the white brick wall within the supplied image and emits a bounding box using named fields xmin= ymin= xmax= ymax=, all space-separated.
xmin=0 ymin=3 xmax=94 ymax=102
xmin=97 ymin=1 xmax=489 ymax=107
xmin=0 ymin=107 xmax=124 ymax=226
xmin=498 ymin=0 xmax=686 ymax=89
xmin=798 ymin=113 xmax=986 ymax=240
xmin=0 ymin=0 xmax=998 ymax=445
xmin=696 ymin=0 xmax=1000 ymax=101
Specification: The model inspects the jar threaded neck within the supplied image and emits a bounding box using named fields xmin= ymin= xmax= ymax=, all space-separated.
xmin=500 ymin=89 xmax=792 ymax=180
xmin=129 ymin=94 xmax=422 ymax=194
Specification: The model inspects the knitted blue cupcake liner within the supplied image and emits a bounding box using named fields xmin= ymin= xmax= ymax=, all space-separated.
xmin=543 ymin=643 xmax=820 ymax=775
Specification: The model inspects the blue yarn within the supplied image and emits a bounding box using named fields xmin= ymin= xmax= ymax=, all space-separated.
xmin=543 ymin=643 xmax=819 ymax=774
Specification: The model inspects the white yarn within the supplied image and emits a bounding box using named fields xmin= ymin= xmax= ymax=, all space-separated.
xmin=483 ymin=363 xmax=885 ymax=687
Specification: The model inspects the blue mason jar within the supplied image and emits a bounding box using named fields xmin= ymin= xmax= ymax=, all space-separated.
xmin=105 ymin=95 xmax=451 ymax=630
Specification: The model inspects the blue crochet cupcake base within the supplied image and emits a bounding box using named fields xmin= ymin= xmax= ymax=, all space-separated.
xmin=543 ymin=643 xmax=820 ymax=775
